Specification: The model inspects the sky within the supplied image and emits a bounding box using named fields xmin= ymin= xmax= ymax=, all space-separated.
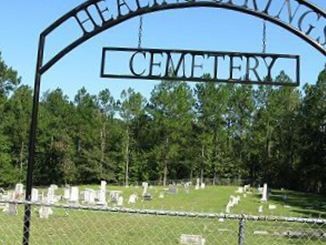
xmin=0 ymin=0 xmax=325 ymax=101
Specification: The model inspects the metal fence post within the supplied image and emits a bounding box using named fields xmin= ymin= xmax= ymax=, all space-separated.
xmin=238 ymin=215 xmax=245 ymax=245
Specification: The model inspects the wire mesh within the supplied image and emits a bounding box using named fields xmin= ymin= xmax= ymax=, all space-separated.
xmin=0 ymin=201 xmax=325 ymax=245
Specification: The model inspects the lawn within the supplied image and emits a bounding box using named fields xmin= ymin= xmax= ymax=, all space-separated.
xmin=0 ymin=185 xmax=325 ymax=244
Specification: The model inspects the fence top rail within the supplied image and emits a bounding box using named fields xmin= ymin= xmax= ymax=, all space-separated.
xmin=1 ymin=200 xmax=325 ymax=224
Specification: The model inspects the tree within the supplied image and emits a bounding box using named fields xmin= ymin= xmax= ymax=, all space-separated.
xmin=149 ymin=81 xmax=194 ymax=186
xmin=297 ymin=69 xmax=326 ymax=192
xmin=119 ymin=88 xmax=146 ymax=186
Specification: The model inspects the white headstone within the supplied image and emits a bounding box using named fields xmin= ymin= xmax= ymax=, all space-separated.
xmin=31 ymin=188 xmax=39 ymax=202
xmin=39 ymin=206 xmax=50 ymax=219
xmin=200 ymin=183 xmax=206 ymax=189
xmin=47 ymin=187 xmax=55 ymax=204
xmin=258 ymin=205 xmax=263 ymax=213
xmin=97 ymin=190 xmax=107 ymax=205
xmin=64 ymin=188 xmax=70 ymax=200
xmin=261 ymin=183 xmax=268 ymax=202
xmin=109 ymin=190 xmax=121 ymax=203
xmin=5 ymin=203 xmax=18 ymax=216
xmin=14 ymin=183 xmax=24 ymax=200
xmin=70 ymin=187 xmax=79 ymax=203
xmin=50 ymin=184 xmax=58 ymax=190
xmin=195 ymin=178 xmax=200 ymax=190
xmin=159 ymin=192 xmax=164 ymax=199
xmin=268 ymin=204 xmax=276 ymax=210
xmin=180 ymin=234 xmax=206 ymax=245
xmin=142 ymin=182 xmax=148 ymax=196
xmin=15 ymin=183 xmax=24 ymax=195
xmin=88 ymin=189 xmax=96 ymax=204
xmin=84 ymin=189 xmax=90 ymax=203
xmin=117 ymin=196 xmax=124 ymax=207
xmin=243 ymin=184 xmax=251 ymax=192
xmin=236 ymin=187 xmax=244 ymax=193
xmin=128 ymin=194 xmax=137 ymax=204
xmin=100 ymin=181 xmax=107 ymax=191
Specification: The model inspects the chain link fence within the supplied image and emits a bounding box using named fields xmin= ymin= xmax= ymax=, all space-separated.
xmin=1 ymin=200 xmax=325 ymax=244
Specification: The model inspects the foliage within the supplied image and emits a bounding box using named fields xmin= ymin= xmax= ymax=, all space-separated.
xmin=0 ymin=51 xmax=325 ymax=193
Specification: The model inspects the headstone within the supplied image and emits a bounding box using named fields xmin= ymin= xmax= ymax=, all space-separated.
xmin=184 ymin=182 xmax=191 ymax=193
xmin=84 ymin=189 xmax=95 ymax=204
xmin=47 ymin=187 xmax=55 ymax=204
xmin=40 ymin=205 xmax=53 ymax=218
xmin=195 ymin=178 xmax=200 ymax=190
xmin=14 ymin=183 xmax=24 ymax=200
xmin=100 ymin=180 xmax=107 ymax=191
xmin=225 ymin=203 xmax=231 ymax=213
xmin=159 ymin=192 xmax=164 ymax=199
xmin=64 ymin=188 xmax=70 ymax=200
xmin=257 ymin=187 xmax=263 ymax=194
xmin=142 ymin=182 xmax=149 ymax=196
xmin=168 ymin=184 xmax=177 ymax=194
xmin=98 ymin=190 xmax=107 ymax=205
xmin=143 ymin=193 xmax=152 ymax=201
xmin=180 ymin=234 xmax=206 ymax=245
xmin=261 ymin=183 xmax=268 ymax=202
xmin=4 ymin=203 xmax=18 ymax=216
xmin=31 ymin=188 xmax=39 ymax=202
xmin=268 ymin=204 xmax=276 ymax=210
xmin=109 ymin=191 xmax=121 ymax=204
xmin=39 ymin=206 xmax=50 ymax=219
xmin=200 ymin=183 xmax=206 ymax=189
xmin=88 ymin=189 xmax=96 ymax=204
xmin=254 ymin=231 xmax=269 ymax=235
xmin=236 ymin=187 xmax=244 ymax=193
xmin=50 ymin=184 xmax=58 ymax=190
xmin=258 ymin=205 xmax=263 ymax=213
xmin=128 ymin=194 xmax=137 ymax=204
xmin=70 ymin=187 xmax=79 ymax=203
xmin=117 ymin=196 xmax=124 ymax=207
xmin=243 ymin=184 xmax=251 ymax=192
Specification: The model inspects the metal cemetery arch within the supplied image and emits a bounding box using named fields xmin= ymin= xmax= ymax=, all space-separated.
xmin=23 ymin=0 xmax=325 ymax=244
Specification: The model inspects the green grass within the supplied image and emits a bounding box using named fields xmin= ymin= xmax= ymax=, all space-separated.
xmin=1 ymin=185 xmax=325 ymax=244
xmin=76 ymin=185 xmax=326 ymax=217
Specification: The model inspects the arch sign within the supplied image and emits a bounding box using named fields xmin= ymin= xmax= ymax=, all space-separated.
xmin=23 ymin=0 xmax=325 ymax=244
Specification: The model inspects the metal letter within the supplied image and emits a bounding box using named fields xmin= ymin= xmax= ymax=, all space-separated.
xmin=208 ymin=54 xmax=225 ymax=80
xmin=95 ymin=0 xmax=113 ymax=22
xmin=191 ymin=54 xmax=204 ymax=78
xmin=275 ymin=0 xmax=301 ymax=24
xmin=262 ymin=57 xmax=278 ymax=80
xmin=243 ymin=0 xmax=259 ymax=11
xmin=298 ymin=10 xmax=320 ymax=36
xmin=75 ymin=8 xmax=101 ymax=34
xmin=165 ymin=52 xmax=187 ymax=78
xmin=246 ymin=56 xmax=261 ymax=82
xmin=149 ymin=51 xmax=163 ymax=77
xmin=229 ymin=55 xmax=243 ymax=80
xmin=130 ymin=51 xmax=147 ymax=76
xmin=117 ymin=0 xmax=133 ymax=16
xmin=262 ymin=0 xmax=273 ymax=14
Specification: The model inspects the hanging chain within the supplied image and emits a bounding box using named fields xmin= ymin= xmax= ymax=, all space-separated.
xmin=262 ymin=20 xmax=267 ymax=53
xmin=138 ymin=16 xmax=143 ymax=49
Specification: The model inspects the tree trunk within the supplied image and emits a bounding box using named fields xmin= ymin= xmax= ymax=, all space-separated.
xmin=100 ymin=122 xmax=106 ymax=177
xmin=163 ymin=137 xmax=169 ymax=187
xmin=125 ymin=128 xmax=129 ymax=187
xmin=163 ymin=160 xmax=168 ymax=187
xmin=200 ymin=145 xmax=204 ymax=184
xmin=19 ymin=141 xmax=24 ymax=178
